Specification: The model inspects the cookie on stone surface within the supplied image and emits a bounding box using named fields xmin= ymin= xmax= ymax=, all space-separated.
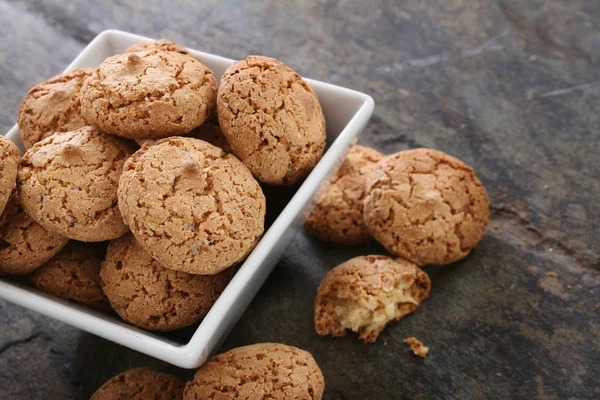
xmin=118 ymin=137 xmax=265 ymax=275
xmin=363 ymin=148 xmax=489 ymax=265
xmin=125 ymin=39 xmax=189 ymax=54
xmin=184 ymin=343 xmax=325 ymax=400
xmin=304 ymin=145 xmax=383 ymax=245
xmin=81 ymin=50 xmax=217 ymax=139
xmin=18 ymin=68 xmax=92 ymax=149
xmin=314 ymin=255 xmax=430 ymax=343
xmin=218 ymin=55 xmax=326 ymax=185
xmin=0 ymin=135 xmax=19 ymax=214
xmin=101 ymin=233 xmax=233 ymax=331
xmin=0 ymin=190 xmax=69 ymax=275
xmin=28 ymin=241 xmax=108 ymax=309
xmin=17 ymin=126 xmax=135 ymax=242
xmin=90 ymin=368 xmax=184 ymax=400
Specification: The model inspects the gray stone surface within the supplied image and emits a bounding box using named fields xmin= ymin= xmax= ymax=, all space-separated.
xmin=0 ymin=0 xmax=599 ymax=399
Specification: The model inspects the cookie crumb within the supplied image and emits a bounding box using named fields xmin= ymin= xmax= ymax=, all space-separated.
xmin=544 ymin=184 xmax=550 ymax=190
xmin=548 ymin=272 xmax=558 ymax=278
xmin=493 ymin=224 xmax=499 ymax=230
xmin=404 ymin=337 xmax=429 ymax=358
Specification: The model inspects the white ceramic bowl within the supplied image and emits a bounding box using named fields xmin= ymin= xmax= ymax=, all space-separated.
xmin=0 ymin=30 xmax=374 ymax=368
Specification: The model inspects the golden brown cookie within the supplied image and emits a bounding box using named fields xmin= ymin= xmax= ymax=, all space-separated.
xmin=91 ymin=368 xmax=184 ymax=400
xmin=314 ymin=255 xmax=430 ymax=343
xmin=304 ymin=145 xmax=383 ymax=245
xmin=125 ymin=39 xmax=189 ymax=54
xmin=17 ymin=68 xmax=92 ymax=149
xmin=363 ymin=149 xmax=489 ymax=265
xmin=0 ymin=136 xmax=19 ymax=214
xmin=217 ymin=56 xmax=326 ymax=185
xmin=81 ymin=50 xmax=217 ymax=139
xmin=184 ymin=343 xmax=325 ymax=400
xmin=118 ymin=137 xmax=265 ymax=275
xmin=0 ymin=190 xmax=69 ymax=275
xmin=17 ymin=126 xmax=135 ymax=242
xmin=101 ymin=233 xmax=233 ymax=331
xmin=135 ymin=122 xmax=231 ymax=152
xmin=28 ymin=241 xmax=108 ymax=309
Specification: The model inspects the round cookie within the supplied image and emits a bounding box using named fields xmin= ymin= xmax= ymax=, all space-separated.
xmin=101 ymin=233 xmax=233 ymax=331
xmin=126 ymin=39 xmax=189 ymax=54
xmin=304 ymin=145 xmax=383 ymax=245
xmin=91 ymin=368 xmax=184 ymax=400
xmin=18 ymin=68 xmax=92 ymax=149
xmin=314 ymin=255 xmax=431 ymax=343
xmin=0 ymin=136 xmax=19 ymax=214
xmin=217 ymin=55 xmax=326 ymax=185
xmin=118 ymin=137 xmax=265 ymax=275
xmin=184 ymin=343 xmax=325 ymax=400
xmin=17 ymin=126 xmax=135 ymax=242
xmin=363 ymin=148 xmax=489 ymax=265
xmin=28 ymin=241 xmax=108 ymax=309
xmin=81 ymin=50 xmax=217 ymax=139
xmin=0 ymin=190 xmax=69 ymax=275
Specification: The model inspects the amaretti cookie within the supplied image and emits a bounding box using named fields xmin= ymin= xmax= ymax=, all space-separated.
xmin=218 ymin=56 xmax=326 ymax=185
xmin=184 ymin=343 xmax=325 ymax=400
xmin=126 ymin=39 xmax=189 ymax=54
xmin=0 ymin=136 xmax=19 ymax=214
xmin=118 ymin=137 xmax=265 ymax=275
xmin=0 ymin=190 xmax=69 ymax=275
xmin=101 ymin=233 xmax=233 ymax=331
xmin=18 ymin=68 xmax=92 ymax=148
xmin=81 ymin=50 xmax=217 ymax=139
xmin=17 ymin=126 xmax=135 ymax=242
xmin=28 ymin=241 xmax=108 ymax=309
xmin=314 ymin=255 xmax=430 ymax=343
xmin=363 ymin=148 xmax=489 ymax=265
xmin=91 ymin=368 xmax=184 ymax=400
xmin=304 ymin=145 xmax=383 ymax=245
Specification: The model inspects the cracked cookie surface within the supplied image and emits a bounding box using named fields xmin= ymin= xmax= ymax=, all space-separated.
xmin=314 ymin=255 xmax=430 ymax=343
xmin=28 ymin=241 xmax=108 ymax=309
xmin=17 ymin=126 xmax=135 ymax=242
xmin=184 ymin=343 xmax=325 ymax=400
xmin=363 ymin=148 xmax=489 ymax=265
xmin=217 ymin=56 xmax=326 ymax=185
xmin=91 ymin=368 xmax=184 ymax=400
xmin=118 ymin=137 xmax=265 ymax=275
xmin=126 ymin=39 xmax=189 ymax=54
xmin=304 ymin=145 xmax=383 ymax=245
xmin=101 ymin=233 xmax=233 ymax=331
xmin=135 ymin=121 xmax=231 ymax=153
xmin=18 ymin=68 xmax=92 ymax=149
xmin=81 ymin=50 xmax=217 ymax=139
xmin=0 ymin=135 xmax=19 ymax=214
xmin=0 ymin=190 xmax=69 ymax=275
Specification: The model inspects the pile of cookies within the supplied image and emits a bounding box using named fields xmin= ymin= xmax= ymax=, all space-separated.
xmin=306 ymin=145 xmax=489 ymax=344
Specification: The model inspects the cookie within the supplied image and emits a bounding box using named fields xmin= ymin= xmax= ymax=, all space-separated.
xmin=135 ymin=122 xmax=231 ymax=152
xmin=126 ymin=39 xmax=189 ymax=54
xmin=17 ymin=126 xmax=135 ymax=242
xmin=304 ymin=145 xmax=383 ymax=245
xmin=18 ymin=68 xmax=93 ymax=149
xmin=0 ymin=135 xmax=19 ymax=214
xmin=91 ymin=368 xmax=184 ymax=400
xmin=101 ymin=233 xmax=233 ymax=331
xmin=118 ymin=137 xmax=265 ymax=275
xmin=217 ymin=56 xmax=326 ymax=185
xmin=81 ymin=50 xmax=217 ymax=139
xmin=0 ymin=190 xmax=69 ymax=275
xmin=314 ymin=255 xmax=430 ymax=343
xmin=363 ymin=148 xmax=489 ymax=265
xmin=28 ymin=241 xmax=108 ymax=309
xmin=184 ymin=343 xmax=325 ymax=400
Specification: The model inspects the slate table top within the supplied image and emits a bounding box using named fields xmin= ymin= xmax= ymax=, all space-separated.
xmin=1 ymin=1 xmax=598 ymax=399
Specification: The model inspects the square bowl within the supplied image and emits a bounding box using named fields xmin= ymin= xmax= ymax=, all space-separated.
xmin=0 ymin=29 xmax=374 ymax=368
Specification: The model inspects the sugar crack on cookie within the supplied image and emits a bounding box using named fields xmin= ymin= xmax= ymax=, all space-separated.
xmin=315 ymin=255 xmax=431 ymax=343
xmin=0 ymin=136 xmax=19 ymax=215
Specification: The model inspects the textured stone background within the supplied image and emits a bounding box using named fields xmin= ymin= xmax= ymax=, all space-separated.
xmin=1 ymin=0 xmax=599 ymax=399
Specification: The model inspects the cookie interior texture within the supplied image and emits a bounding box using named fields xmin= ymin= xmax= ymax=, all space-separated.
xmin=315 ymin=255 xmax=431 ymax=343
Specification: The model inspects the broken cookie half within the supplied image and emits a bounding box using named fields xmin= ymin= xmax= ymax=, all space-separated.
xmin=314 ymin=255 xmax=431 ymax=343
